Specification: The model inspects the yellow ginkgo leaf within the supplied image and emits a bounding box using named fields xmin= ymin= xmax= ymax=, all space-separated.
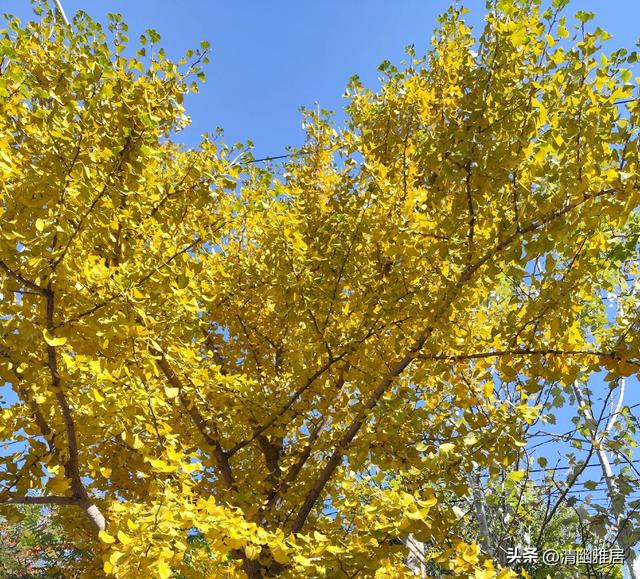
xmin=245 ymin=544 xmax=261 ymax=560
xmin=157 ymin=560 xmax=172 ymax=579
xmin=92 ymin=388 xmax=105 ymax=402
xmin=272 ymin=545 xmax=289 ymax=564
xmin=99 ymin=530 xmax=116 ymax=544
xmin=164 ymin=386 xmax=180 ymax=399
xmin=117 ymin=530 xmax=133 ymax=545
xmin=42 ymin=329 xmax=67 ymax=347
xmin=439 ymin=442 xmax=455 ymax=454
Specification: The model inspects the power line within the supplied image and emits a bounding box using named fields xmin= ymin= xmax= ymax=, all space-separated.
xmin=240 ymin=97 xmax=640 ymax=165
xmin=243 ymin=153 xmax=300 ymax=165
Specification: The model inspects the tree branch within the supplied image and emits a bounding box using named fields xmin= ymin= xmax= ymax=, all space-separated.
xmin=0 ymin=495 xmax=76 ymax=505
xmin=417 ymin=348 xmax=639 ymax=366
xmin=289 ymin=187 xmax=619 ymax=534
xmin=0 ymin=260 xmax=47 ymax=295
xmin=226 ymin=352 xmax=348 ymax=458
xmin=154 ymin=352 xmax=235 ymax=490
xmin=45 ymin=288 xmax=106 ymax=531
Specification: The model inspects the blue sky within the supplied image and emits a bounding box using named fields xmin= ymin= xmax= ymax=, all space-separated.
xmin=6 ymin=0 xmax=640 ymax=156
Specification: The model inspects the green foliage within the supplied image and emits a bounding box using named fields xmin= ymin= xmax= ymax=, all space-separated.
xmin=0 ymin=505 xmax=86 ymax=577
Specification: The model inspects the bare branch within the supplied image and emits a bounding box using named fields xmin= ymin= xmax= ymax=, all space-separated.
xmin=0 ymin=260 xmax=47 ymax=295
xmin=0 ymin=495 xmax=76 ymax=505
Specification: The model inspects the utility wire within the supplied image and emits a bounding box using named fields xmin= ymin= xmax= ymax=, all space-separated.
xmin=243 ymin=153 xmax=301 ymax=165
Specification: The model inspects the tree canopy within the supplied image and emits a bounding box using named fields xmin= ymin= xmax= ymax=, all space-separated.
xmin=1 ymin=1 xmax=639 ymax=577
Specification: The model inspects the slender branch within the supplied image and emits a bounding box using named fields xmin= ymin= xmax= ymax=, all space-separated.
xmin=154 ymin=352 xmax=235 ymax=490
xmin=535 ymin=446 xmax=596 ymax=550
xmin=263 ymin=364 xmax=350 ymax=516
xmin=51 ymin=136 xmax=134 ymax=271
xmin=226 ymin=352 xmax=347 ymax=458
xmin=605 ymin=377 xmax=626 ymax=435
xmin=0 ymin=260 xmax=47 ymax=295
xmin=289 ymin=330 xmax=427 ymax=533
xmin=0 ymin=348 xmax=58 ymax=453
xmin=417 ymin=348 xmax=639 ymax=366
xmin=45 ymin=288 xmax=106 ymax=531
xmin=605 ymin=301 xmax=627 ymax=436
xmin=57 ymin=236 xmax=204 ymax=328
xmin=0 ymin=495 xmax=76 ymax=505
xmin=289 ymin=187 xmax=619 ymax=534
xmin=465 ymin=161 xmax=475 ymax=265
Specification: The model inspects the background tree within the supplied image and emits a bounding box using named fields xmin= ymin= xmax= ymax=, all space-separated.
xmin=0 ymin=504 xmax=86 ymax=577
xmin=1 ymin=0 xmax=640 ymax=577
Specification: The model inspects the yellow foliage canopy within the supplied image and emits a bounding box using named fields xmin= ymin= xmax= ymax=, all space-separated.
xmin=1 ymin=1 xmax=639 ymax=577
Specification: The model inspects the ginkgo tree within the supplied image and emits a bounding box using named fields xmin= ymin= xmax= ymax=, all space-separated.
xmin=1 ymin=0 xmax=640 ymax=577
